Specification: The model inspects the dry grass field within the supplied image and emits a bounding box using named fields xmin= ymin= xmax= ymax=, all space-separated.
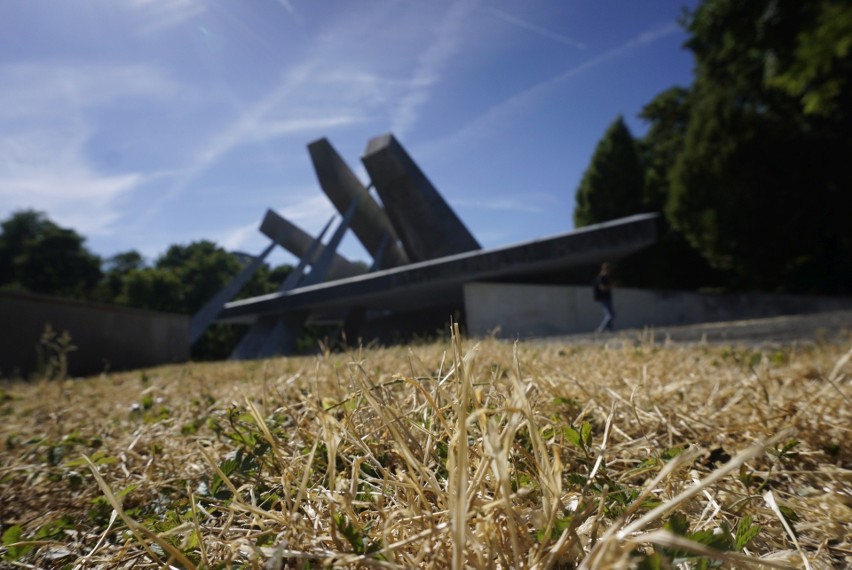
xmin=1 ymin=326 xmax=851 ymax=569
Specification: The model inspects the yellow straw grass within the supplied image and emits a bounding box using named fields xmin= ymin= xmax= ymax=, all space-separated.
xmin=1 ymin=328 xmax=850 ymax=568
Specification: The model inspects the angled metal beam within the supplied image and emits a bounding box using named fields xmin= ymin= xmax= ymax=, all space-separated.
xmin=189 ymin=236 xmax=279 ymax=345
xmin=300 ymin=197 xmax=359 ymax=287
xmin=252 ymin=202 xmax=358 ymax=358
xmin=230 ymin=216 xmax=336 ymax=360
xmin=361 ymin=133 xmax=481 ymax=262
xmin=308 ymin=138 xmax=409 ymax=269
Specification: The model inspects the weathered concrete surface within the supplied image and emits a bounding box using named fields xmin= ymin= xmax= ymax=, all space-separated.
xmin=0 ymin=291 xmax=187 ymax=378
xmin=361 ymin=133 xmax=481 ymax=262
xmin=219 ymin=213 xmax=659 ymax=322
xmin=464 ymin=281 xmax=852 ymax=339
xmin=259 ymin=209 xmax=364 ymax=280
xmin=308 ymin=138 xmax=409 ymax=268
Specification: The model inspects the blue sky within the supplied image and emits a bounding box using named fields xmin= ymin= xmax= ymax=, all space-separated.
xmin=0 ymin=0 xmax=697 ymax=267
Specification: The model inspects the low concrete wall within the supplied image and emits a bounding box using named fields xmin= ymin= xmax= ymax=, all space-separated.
xmin=464 ymin=282 xmax=852 ymax=338
xmin=0 ymin=291 xmax=188 ymax=379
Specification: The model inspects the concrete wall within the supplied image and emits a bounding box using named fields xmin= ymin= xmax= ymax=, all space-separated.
xmin=464 ymin=282 xmax=852 ymax=338
xmin=0 ymin=291 xmax=188 ymax=379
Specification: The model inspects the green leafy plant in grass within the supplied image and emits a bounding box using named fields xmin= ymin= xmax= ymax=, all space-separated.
xmin=632 ymin=512 xmax=762 ymax=569
xmin=564 ymin=421 xmax=593 ymax=457
xmin=333 ymin=513 xmax=385 ymax=558
xmin=35 ymin=324 xmax=76 ymax=382
xmin=2 ymin=516 xmax=76 ymax=563
xmin=2 ymin=525 xmax=32 ymax=561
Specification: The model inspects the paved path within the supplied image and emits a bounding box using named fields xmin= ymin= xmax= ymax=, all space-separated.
xmin=544 ymin=310 xmax=852 ymax=347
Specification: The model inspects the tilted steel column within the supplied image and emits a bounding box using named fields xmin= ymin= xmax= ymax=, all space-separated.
xmin=229 ymin=216 xmax=335 ymax=360
xmin=189 ymin=236 xmax=280 ymax=346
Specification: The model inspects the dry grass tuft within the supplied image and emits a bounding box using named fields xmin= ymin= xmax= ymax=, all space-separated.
xmin=1 ymin=329 xmax=851 ymax=568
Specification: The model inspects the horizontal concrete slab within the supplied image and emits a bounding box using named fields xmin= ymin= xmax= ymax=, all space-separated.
xmin=219 ymin=213 xmax=659 ymax=323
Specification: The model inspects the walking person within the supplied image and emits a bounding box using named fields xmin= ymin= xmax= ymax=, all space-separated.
xmin=593 ymin=262 xmax=615 ymax=333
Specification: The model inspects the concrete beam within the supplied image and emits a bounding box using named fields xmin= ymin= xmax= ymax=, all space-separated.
xmin=308 ymin=138 xmax=409 ymax=268
xmin=219 ymin=213 xmax=659 ymax=321
xmin=361 ymin=133 xmax=481 ymax=262
xmin=259 ymin=209 xmax=364 ymax=280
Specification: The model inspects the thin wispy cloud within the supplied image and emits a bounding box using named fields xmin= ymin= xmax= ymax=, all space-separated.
xmin=486 ymin=7 xmax=586 ymax=50
xmin=0 ymin=62 xmax=180 ymax=235
xmin=274 ymin=0 xmax=295 ymax=14
xmin=0 ymin=62 xmax=177 ymax=120
xmin=452 ymin=195 xmax=555 ymax=214
xmin=135 ymin=62 xmax=319 ymax=225
xmin=250 ymin=115 xmax=368 ymax=142
xmin=430 ymin=22 xmax=681 ymax=153
xmin=129 ymin=0 xmax=206 ymax=36
xmin=279 ymin=193 xmax=336 ymax=225
xmin=219 ymin=221 xmax=260 ymax=251
xmin=391 ymin=0 xmax=479 ymax=137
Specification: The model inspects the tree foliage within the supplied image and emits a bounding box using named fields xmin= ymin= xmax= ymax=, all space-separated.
xmin=576 ymin=0 xmax=852 ymax=293
xmin=573 ymin=116 xmax=646 ymax=228
xmin=0 ymin=210 xmax=295 ymax=360
xmin=666 ymin=0 xmax=852 ymax=292
xmin=0 ymin=210 xmax=102 ymax=298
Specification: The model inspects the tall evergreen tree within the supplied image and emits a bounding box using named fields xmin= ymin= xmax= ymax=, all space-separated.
xmin=573 ymin=116 xmax=645 ymax=227
xmin=612 ymin=88 xmax=723 ymax=290
xmin=667 ymin=0 xmax=852 ymax=292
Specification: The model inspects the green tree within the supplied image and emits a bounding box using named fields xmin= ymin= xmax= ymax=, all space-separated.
xmin=156 ymin=241 xmax=243 ymax=314
xmin=0 ymin=210 xmax=102 ymax=298
xmin=667 ymin=0 xmax=852 ymax=292
xmin=101 ymin=250 xmax=146 ymax=301
xmin=638 ymin=87 xmax=691 ymax=211
xmin=119 ymin=267 xmax=185 ymax=313
xmin=610 ymin=87 xmax=724 ymax=291
xmin=0 ymin=210 xmax=59 ymax=286
xmin=117 ymin=241 xmax=293 ymax=360
xmin=573 ymin=116 xmax=646 ymax=227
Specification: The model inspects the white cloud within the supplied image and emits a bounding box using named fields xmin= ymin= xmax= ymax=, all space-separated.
xmin=486 ymin=8 xmax=586 ymax=50
xmin=391 ymin=0 xmax=479 ymax=137
xmin=218 ymin=221 xmax=259 ymax=251
xmin=0 ymin=62 xmax=177 ymax=120
xmin=133 ymin=62 xmax=320 ymax=226
xmin=128 ymin=0 xmax=206 ymax=36
xmin=274 ymin=0 xmax=295 ymax=14
xmin=429 ymin=22 xmax=681 ymax=153
xmin=451 ymin=195 xmax=552 ymax=214
xmin=279 ymin=193 xmax=336 ymax=226
xmin=249 ymin=115 xmax=368 ymax=142
xmin=0 ymin=62 xmax=180 ymax=235
xmin=0 ymin=122 xmax=142 ymax=234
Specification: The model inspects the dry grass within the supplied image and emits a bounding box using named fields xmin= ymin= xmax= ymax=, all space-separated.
xmin=1 ymin=327 xmax=851 ymax=569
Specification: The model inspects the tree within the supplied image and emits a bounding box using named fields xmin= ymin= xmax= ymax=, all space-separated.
xmin=119 ymin=267 xmax=185 ymax=313
xmin=0 ymin=210 xmax=59 ymax=286
xmin=666 ymin=0 xmax=852 ymax=292
xmin=101 ymin=250 xmax=146 ymax=301
xmin=115 ymin=241 xmax=294 ymax=360
xmin=0 ymin=210 xmax=102 ymax=298
xmin=573 ymin=116 xmax=646 ymax=227
xmin=638 ymin=87 xmax=691 ymax=212
xmin=155 ymin=241 xmax=243 ymax=314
